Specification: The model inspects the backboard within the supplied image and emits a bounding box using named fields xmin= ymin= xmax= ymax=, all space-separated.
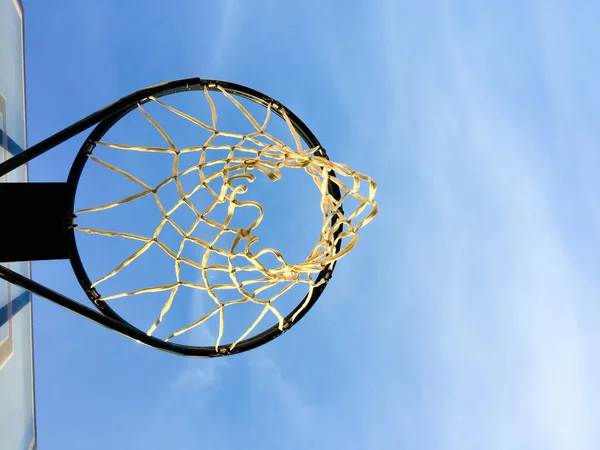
xmin=0 ymin=0 xmax=37 ymax=449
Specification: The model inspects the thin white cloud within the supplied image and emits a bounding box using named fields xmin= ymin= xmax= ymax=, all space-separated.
xmin=170 ymin=362 xmax=220 ymax=391
xmin=285 ymin=1 xmax=600 ymax=449
xmin=396 ymin=4 xmax=599 ymax=449
xmin=167 ymin=286 xmax=228 ymax=395
xmin=208 ymin=1 xmax=240 ymax=73
xmin=248 ymin=356 xmax=313 ymax=429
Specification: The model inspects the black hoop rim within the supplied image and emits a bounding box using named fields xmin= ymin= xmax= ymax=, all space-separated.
xmin=65 ymin=78 xmax=343 ymax=357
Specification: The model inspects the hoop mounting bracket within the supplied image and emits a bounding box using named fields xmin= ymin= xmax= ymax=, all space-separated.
xmin=0 ymin=182 xmax=72 ymax=262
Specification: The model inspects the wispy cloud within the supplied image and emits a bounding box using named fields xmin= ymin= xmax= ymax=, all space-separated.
xmin=392 ymin=3 xmax=599 ymax=449
xmin=170 ymin=361 xmax=221 ymax=391
xmin=169 ymin=288 xmax=226 ymax=393
xmin=248 ymin=356 xmax=312 ymax=429
xmin=276 ymin=1 xmax=600 ymax=449
xmin=208 ymin=1 xmax=240 ymax=72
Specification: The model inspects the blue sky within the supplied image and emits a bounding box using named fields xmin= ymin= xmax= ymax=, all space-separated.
xmin=21 ymin=0 xmax=600 ymax=449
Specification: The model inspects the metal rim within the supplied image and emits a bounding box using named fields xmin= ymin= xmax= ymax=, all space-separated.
xmin=65 ymin=78 xmax=343 ymax=357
